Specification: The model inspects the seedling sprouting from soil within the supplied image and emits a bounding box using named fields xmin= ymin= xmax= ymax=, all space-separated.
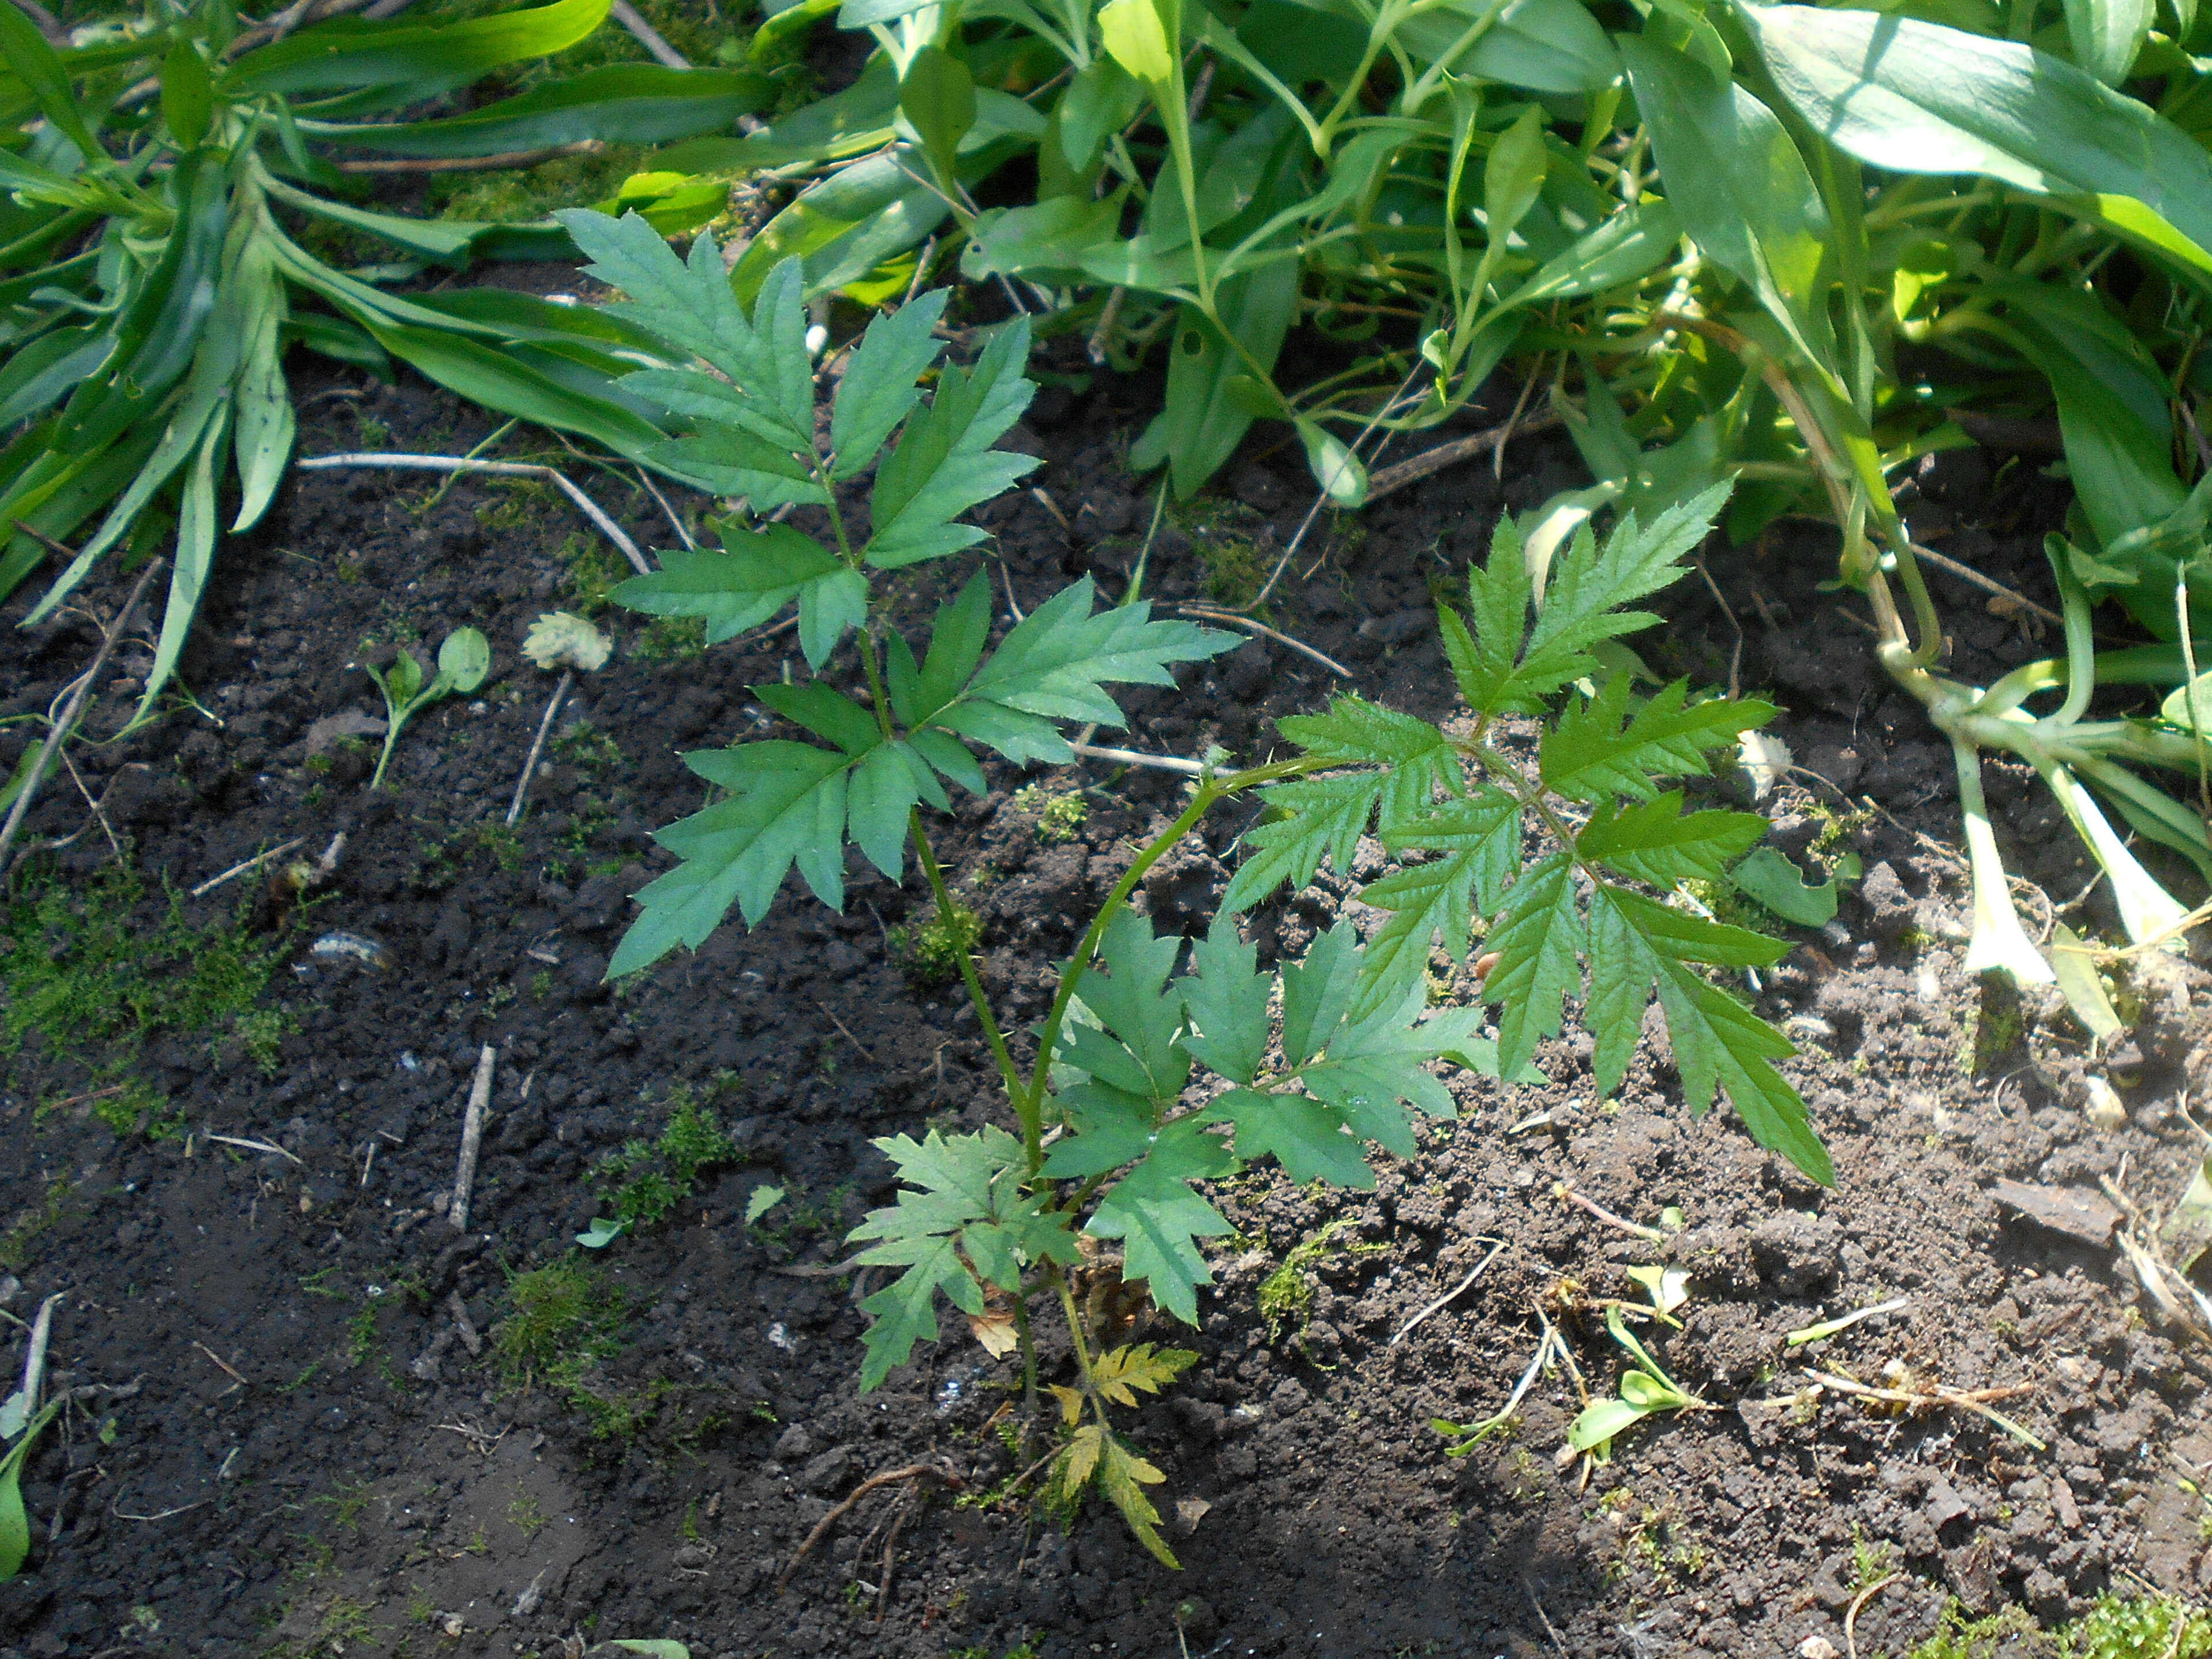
xmin=363 ymin=627 xmax=489 ymax=789
xmin=1568 ymin=1306 xmax=1711 ymax=1463
xmin=569 ymin=211 xmax=1823 ymax=1565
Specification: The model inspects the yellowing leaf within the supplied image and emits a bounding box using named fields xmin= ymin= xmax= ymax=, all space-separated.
xmin=967 ymin=1306 xmax=1021 ymax=1357
xmin=1097 ymin=1433 xmax=1178 ymax=1568
xmin=1049 ymin=1383 xmax=1085 ymax=1427
xmin=1058 ymin=1422 xmax=1105 ymax=1493
xmin=1089 ymin=1342 xmax=1198 ymax=1407
xmin=522 ymin=611 xmax=612 ymax=672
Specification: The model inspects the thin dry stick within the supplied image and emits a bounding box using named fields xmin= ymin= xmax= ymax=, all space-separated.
xmin=1366 ymin=406 xmax=1564 ymax=501
xmin=1844 ymin=1572 xmax=1903 ymax=1659
xmin=205 ymin=1133 xmax=302 ymax=1165
xmin=875 ymin=1487 xmax=918 ymax=1619
xmin=0 ymin=556 xmax=163 ymax=874
xmin=190 ymin=837 xmax=305 ymax=898
xmin=1524 ymin=1581 xmax=1572 ymax=1659
xmin=777 ymin=1464 xmax=951 ymax=1592
xmin=1557 ymin=1184 xmax=1665 ymax=1244
xmin=1690 ymin=558 xmax=1742 ymax=702
xmin=1175 ymin=605 xmax=1355 ymax=679
xmin=192 ymin=1340 xmax=248 ymax=1387
xmin=295 ymin=455 xmax=650 ymax=576
xmin=610 ymin=0 xmax=691 ymax=67
xmin=1251 ymin=366 xmax=1424 ymax=611
xmin=1390 ymin=1238 xmax=1507 ymax=1347
xmin=1908 ymin=541 xmax=2064 ymax=629
xmin=337 ymin=140 xmax=605 ymax=174
xmin=506 ymin=671 xmax=573 ymax=826
xmin=818 ymin=1001 xmax=879 ymax=1062
xmin=20 ymin=1294 xmax=59 ymax=1411
xmin=1801 ymin=1368 xmax=2045 ymax=1449
xmin=1068 ymin=742 xmax=1204 ymax=776
xmin=448 ymin=1044 xmax=497 ymax=1233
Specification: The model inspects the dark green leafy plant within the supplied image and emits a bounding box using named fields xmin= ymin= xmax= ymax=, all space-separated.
xmin=0 ymin=0 xmax=770 ymax=718
xmin=568 ymin=225 xmax=1817 ymax=1561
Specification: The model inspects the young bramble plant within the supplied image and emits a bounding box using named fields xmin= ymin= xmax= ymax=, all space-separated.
xmin=567 ymin=214 xmax=1824 ymax=1564
xmin=363 ymin=627 xmax=489 ymax=790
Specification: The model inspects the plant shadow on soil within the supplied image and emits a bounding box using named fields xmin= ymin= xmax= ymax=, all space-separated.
xmin=4 ymin=341 xmax=2212 ymax=1659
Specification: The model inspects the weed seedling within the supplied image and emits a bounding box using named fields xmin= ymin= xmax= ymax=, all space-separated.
xmin=1013 ymin=784 xmax=1088 ymax=843
xmin=572 ymin=216 xmax=1826 ymax=1565
xmin=579 ymin=1089 xmax=741 ymax=1248
xmin=1569 ymin=1307 xmax=1712 ymax=1464
xmin=363 ymin=628 xmax=490 ymax=789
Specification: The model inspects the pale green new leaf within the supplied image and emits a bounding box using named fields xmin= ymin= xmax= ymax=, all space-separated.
xmin=865 ymin=319 xmax=1040 ymax=566
xmin=1483 ymin=852 xmax=1583 ymax=1081
xmin=1540 ymin=679 xmax=1774 ymax=802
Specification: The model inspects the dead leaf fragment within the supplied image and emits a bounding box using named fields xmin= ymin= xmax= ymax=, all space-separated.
xmin=967 ymin=1308 xmax=1020 ymax=1357
xmin=1174 ymin=1495 xmax=1211 ymax=1536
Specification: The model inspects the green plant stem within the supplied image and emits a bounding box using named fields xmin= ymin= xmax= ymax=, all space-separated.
xmin=911 ymin=812 xmax=1025 ymax=1104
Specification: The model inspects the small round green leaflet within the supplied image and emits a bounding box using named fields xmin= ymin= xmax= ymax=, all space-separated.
xmin=366 ymin=627 xmax=492 ymax=788
xmin=437 ymin=627 xmax=492 ymax=694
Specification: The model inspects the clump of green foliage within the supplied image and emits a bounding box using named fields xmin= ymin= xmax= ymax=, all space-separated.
xmin=574 ymin=222 xmax=1817 ymax=1568
xmin=1907 ymin=1594 xmax=2211 ymax=1659
xmin=891 ymin=901 xmax=984 ymax=989
xmin=1014 ymin=784 xmax=1089 ymax=844
xmin=1 ymin=864 xmax=292 ymax=1122
xmin=1257 ymin=1217 xmax=1379 ymax=1339
xmin=493 ymin=1259 xmax=633 ymax=1389
xmin=585 ymin=1088 xmax=742 ymax=1242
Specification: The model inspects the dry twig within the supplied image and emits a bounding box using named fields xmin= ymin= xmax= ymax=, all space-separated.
xmin=507 ymin=670 xmax=573 ymax=826
xmin=1390 ymin=1238 xmax=1506 ymax=1347
xmin=295 ymin=454 xmax=650 ymax=576
xmin=1174 ymin=605 xmax=1355 ymax=678
xmin=448 ymin=1044 xmax=497 ymax=1232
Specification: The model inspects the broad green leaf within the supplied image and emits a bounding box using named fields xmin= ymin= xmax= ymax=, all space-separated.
xmin=863 ymin=319 xmax=1037 ymax=567
xmin=1077 ymin=911 xmax=1194 ymax=1097
xmin=228 ymin=0 xmax=612 ymax=96
xmin=362 ymin=320 xmax=666 ymax=463
xmin=2063 ymin=0 xmax=2151 ymax=84
xmin=1727 ymin=846 xmax=1839 ymax=926
xmin=1059 ymin=57 xmax=1146 ymax=168
xmin=304 ymin=66 xmax=773 ymax=158
xmin=610 ymin=741 xmax=863 ymax=972
xmin=1484 ymin=852 xmax=1581 ymax=1081
xmin=1620 ymin=36 xmax=1835 ymax=376
xmin=437 ymin=627 xmax=490 ymax=695
xmin=729 ymin=151 xmax=948 ymax=305
xmin=613 ymin=525 xmax=841 ymax=645
xmin=914 ymin=571 xmax=992 ymax=721
xmin=162 ymin=41 xmax=214 ymax=150
xmin=899 ymin=46 xmax=976 ymax=190
xmin=1567 ymin=1394 xmax=1649 ymax=1455
xmin=829 ymin=291 xmax=947 ymax=481
xmin=1407 ymin=0 xmax=1621 ymax=92
xmin=138 ymin=407 xmax=227 ymax=720
xmin=1178 ymin=918 xmax=1272 ymax=1084
xmin=1742 ymin=6 xmax=2212 ymax=271
xmin=1129 ymin=267 xmax=1300 ymax=500
xmin=1540 ymin=679 xmax=1774 ymax=802
xmin=962 ymin=196 xmax=1127 ymax=281
xmin=757 ymin=681 xmax=880 ymax=754
xmin=1098 ymin=0 xmax=1175 ymax=83
xmin=1088 ymin=1154 xmax=1235 ymax=1325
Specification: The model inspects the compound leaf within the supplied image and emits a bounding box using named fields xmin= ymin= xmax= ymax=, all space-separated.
xmin=1097 ymin=1432 xmax=1178 ymax=1569
xmin=830 ymin=289 xmax=948 ymax=480
xmin=558 ymin=212 xmax=814 ymax=452
xmin=613 ymin=522 xmax=843 ymax=646
xmin=1221 ymin=772 xmax=1390 ymax=913
xmin=1178 ymin=917 xmax=1272 ymax=1084
xmin=1209 ymin=1089 xmax=1374 ymax=1188
xmin=1279 ymin=921 xmax=1361 ymax=1066
xmin=1089 ymin=1342 xmax=1199 ymax=1408
xmin=1579 ymin=792 xmax=1768 ymax=885
xmin=610 ymin=739 xmax=864 ymax=973
xmin=1541 ymin=679 xmax=1773 ymax=802
xmin=1484 ymin=851 xmax=1583 ymax=1081
xmin=865 ymin=317 xmax=1040 ymax=566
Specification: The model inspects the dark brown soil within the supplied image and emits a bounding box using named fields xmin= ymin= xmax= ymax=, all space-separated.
xmin=3 ymin=327 xmax=2211 ymax=1659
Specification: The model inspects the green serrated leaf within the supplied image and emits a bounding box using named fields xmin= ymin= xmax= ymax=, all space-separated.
xmin=559 ymin=212 xmax=814 ymax=453
xmin=1541 ymin=679 xmax=1773 ymax=802
xmin=1208 ymin=1089 xmax=1373 ymax=1188
xmin=1588 ymin=886 xmax=1829 ymax=1185
xmin=756 ymin=681 xmax=882 ymax=754
xmin=1074 ymin=911 xmax=1192 ymax=1096
xmin=830 ymin=290 xmax=948 ymax=480
xmin=1086 ymin=1147 xmax=1235 ymax=1325
xmin=1581 ymin=792 xmax=1768 ymax=885
xmin=610 ymin=741 xmax=862 ymax=973
xmin=1097 ymin=1432 xmax=1179 ymax=1569
xmin=1280 ymin=922 xmax=1361 ymax=1066
xmin=1178 ymin=917 xmax=1272 ymax=1085
xmin=1484 ymin=852 xmax=1582 ymax=1081
xmin=939 ymin=578 xmax=1236 ymax=763
xmin=1221 ymin=773 xmax=1389 ymax=914
xmin=1358 ymin=786 xmax=1522 ymax=1017
xmin=1727 ymin=845 xmax=1839 ymax=927
xmin=613 ymin=523 xmax=842 ymax=645
xmin=865 ymin=319 xmax=1039 ymax=566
